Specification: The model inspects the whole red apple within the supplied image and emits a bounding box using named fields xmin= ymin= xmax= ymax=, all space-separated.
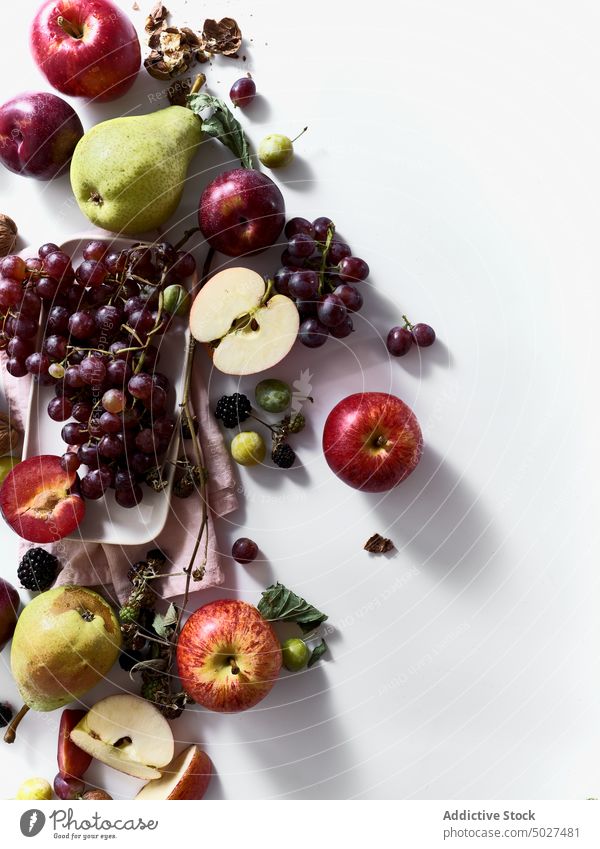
xmin=322 ymin=392 xmax=423 ymax=492
xmin=0 ymin=92 xmax=83 ymax=180
xmin=30 ymin=0 xmax=141 ymax=102
xmin=177 ymin=599 xmax=282 ymax=712
xmin=0 ymin=578 xmax=19 ymax=652
xmin=198 ymin=168 xmax=286 ymax=257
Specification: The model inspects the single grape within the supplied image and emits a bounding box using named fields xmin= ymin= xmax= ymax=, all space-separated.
xmin=95 ymin=305 xmax=123 ymax=332
xmin=7 ymin=336 xmax=33 ymax=360
xmin=115 ymin=483 xmax=143 ymax=508
xmin=104 ymin=251 xmax=126 ymax=274
xmin=0 ymin=256 xmax=26 ymax=281
xmin=38 ymin=242 xmax=60 ymax=259
xmin=152 ymin=372 xmax=170 ymax=391
xmin=43 ymin=335 xmax=68 ymax=360
xmin=54 ymin=774 xmax=85 ymax=801
xmin=81 ymin=470 xmax=106 ymax=499
xmin=231 ymin=537 xmax=258 ymax=564
xmin=68 ymin=311 xmax=96 ymax=339
xmin=146 ymin=385 xmax=167 ymax=413
xmin=115 ymin=470 xmax=137 ymax=490
xmin=87 ymin=417 xmax=103 ymax=438
xmin=12 ymin=316 xmax=37 ymax=339
xmin=0 ymin=277 xmax=23 ymax=307
xmin=289 ymin=269 xmax=319 ymax=300
xmin=153 ymin=416 xmax=175 ymax=441
xmin=109 ymin=340 xmax=130 ymax=360
xmin=333 ymin=283 xmax=363 ymax=312
xmin=284 ymin=217 xmax=314 ymax=239
xmin=26 ymin=352 xmax=50 ymax=376
xmin=230 ymin=76 xmax=256 ymax=107
xmin=64 ymin=366 xmax=85 ymax=389
xmin=82 ymin=240 xmax=107 ymax=262
xmin=298 ymin=318 xmax=329 ymax=347
xmin=295 ymin=298 xmax=317 ymax=320
xmin=255 ymin=378 xmax=291 ymax=413
xmin=411 ymin=323 xmax=436 ymax=347
xmin=281 ymin=637 xmax=309 ymax=671
xmin=99 ymin=412 xmax=121 ymax=434
xmin=329 ymin=315 xmax=354 ymax=338
xmin=171 ymin=251 xmax=196 ymax=277
xmin=317 ymin=294 xmax=346 ymax=327
xmin=128 ymin=309 xmax=154 ymax=333
xmin=102 ymin=389 xmax=125 ymax=414
xmin=273 ymin=266 xmax=295 ymax=296
xmin=128 ymin=373 xmax=153 ymax=401
xmin=79 ymin=356 xmax=107 ymax=385
xmin=35 ymin=277 xmax=59 ymax=301
xmin=313 ymin=216 xmax=334 ymax=241
xmin=135 ymin=428 xmax=156 ymax=454
xmin=339 ymin=256 xmax=369 ymax=282
xmin=78 ymin=442 xmax=101 ymax=468
xmin=47 ymin=396 xmax=72 ymax=420
xmin=387 ymin=326 xmax=413 ymax=357
xmin=6 ymin=358 xmax=27 ymax=377
xmin=60 ymin=452 xmax=81 ymax=473
xmin=155 ymin=241 xmax=176 ymax=267
xmin=43 ymin=251 xmax=73 ymax=281
xmin=131 ymin=451 xmax=154 ymax=475
xmin=61 ymin=422 xmax=89 ymax=445
xmin=327 ymin=240 xmax=352 ymax=265
xmin=288 ymin=233 xmax=315 ymax=259
xmin=124 ymin=295 xmax=145 ymax=316
xmin=106 ymin=359 xmax=131 ymax=387
xmin=20 ymin=290 xmax=42 ymax=319
xmin=48 ymin=363 xmax=65 ymax=379
xmin=281 ymin=248 xmax=303 ymax=268
xmin=98 ymin=434 xmax=123 ymax=459
xmin=76 ymin=260 xmax=107 ymax=288
xmin=72 ymin=400 xmax=93 ymax=423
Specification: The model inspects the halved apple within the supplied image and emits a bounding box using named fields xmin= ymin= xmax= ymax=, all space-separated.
xmin=190 ymin=267 xmax=299 ymax=375
xmin=70 ymin=694 xmax=174 ymax=781
xmin=135 ymin=745 xmax=212 ymax=800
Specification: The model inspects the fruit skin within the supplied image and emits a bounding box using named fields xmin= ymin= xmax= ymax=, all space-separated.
xmin=136 ymin=745 xmax=212 ymax=800
xmin=0 ymin=578 xmax=19 ymax=652
xmin=282 ymin=638 xmax=309 ymax=671
xmin=177 ymin=599 xmax=282 ymax=712
xmin=198 ymin=168 xmax=285 ymax=256
xmin=258 ymin=133 xmax=294 ymax=168
xmin=54 ymin=773 xmax=85 ymax=800
xmin=0 ymin=92 xmax=83 ymax=180
xmin=0 ymin=454 xmax=85 ymax=543
xmin=231 ymin=431 xmax=266 ymax=466
xmin=57 ymin=708 xmax=92 ymax=779
xmin=17 ymin=547 xmax=59 ymax=591
xmin=255 ymin=378 xmax=291 ymax=413
xmin=10 ymin=586 xmax=121 ymax=712
xmin=71 ymin=107 xmax=203 ymax=234
xmin=30 ymin=0 xmax=141 ymax=102
xmin=322 ymin=392 xmax=423 ymax=492
xmin=16 ymin=777 xmax=52 ymax=800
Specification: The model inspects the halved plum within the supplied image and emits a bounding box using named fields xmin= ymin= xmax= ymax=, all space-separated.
xmin=0 ymin=455 xmax=85 ymax=542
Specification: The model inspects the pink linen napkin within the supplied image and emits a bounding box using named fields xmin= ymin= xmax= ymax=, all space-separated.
xmin=0 ymin=353 xmax=238 ymax=605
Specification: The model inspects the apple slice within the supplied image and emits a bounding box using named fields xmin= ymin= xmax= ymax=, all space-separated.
xmin=0 ymin=455 xmax=85 ymax=543
xmin=70 ymin=694 xmax=174 ymax=781
xmin=135 ymin=745 xmax=212 ymax=800
xmin=190 ymin=267 xmax=299 ymax=375
xmin=58 ymin=709 xmax=92 ymax=779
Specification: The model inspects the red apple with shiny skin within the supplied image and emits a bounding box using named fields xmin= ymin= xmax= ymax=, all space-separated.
xmin=0 ymin=578 xmax=19 ymax=652
xmin=30 ymin=0 xmax=141 ymax=102
xmin=0 ymin=92 xmax=83 ymax=180
xmin=177 ymin=599 xmax=282 ymax=712
xmin=322 ymin=392 xmax=423 ymax=492
xmin=198 ymin=168 xmax=286 ymax=257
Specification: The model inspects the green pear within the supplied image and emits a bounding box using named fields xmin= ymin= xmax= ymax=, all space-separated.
xmin=5 ymin=586 xmax=122 ymax=743
xmin=70 ymin=106 xmax=203 ymax=235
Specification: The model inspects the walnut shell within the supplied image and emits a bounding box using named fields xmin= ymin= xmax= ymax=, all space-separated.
xmin=0 ymin=215 xmax=17 ymax=257
xmin=0 ymin=411 xmax=19 ymax=456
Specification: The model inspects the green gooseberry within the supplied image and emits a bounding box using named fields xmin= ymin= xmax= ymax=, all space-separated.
xmin=255 ymin=378 xmax=292 ymax=413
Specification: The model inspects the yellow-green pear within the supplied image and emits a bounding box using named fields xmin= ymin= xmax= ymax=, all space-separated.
xmin=5 ymin=586 xmax=121 ymax=743
xmin=70 ymin=106 xmax=203 ymax=235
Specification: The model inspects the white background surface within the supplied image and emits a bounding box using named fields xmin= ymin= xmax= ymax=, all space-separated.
xmin=0 ymin=0 xmax=599 ymax=800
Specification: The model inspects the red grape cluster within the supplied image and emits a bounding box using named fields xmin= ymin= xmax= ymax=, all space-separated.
xmin=0 ymin=240 xmax=196 ymax=507
xmin=387 ymin=315 xmax=436 ymax=357
xmin=273 ymin=216 xmax=369 ymax=348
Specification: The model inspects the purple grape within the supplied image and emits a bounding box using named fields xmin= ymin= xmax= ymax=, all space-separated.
xmin=7 ymin=337 xmax=33 ymax=359
xmin=298 ymin=318 xmax=329 ymax=348
xmin=0 ymin=277 xmax=23 ymax=307
xmin=289 ymin=269 xmax=319 ymax=300
xmin=106 ymin=359 xmax=132 ymax=387
xmin=135 ymin=428 xmax=156 ymax=454
xmin=153 ymin=416 xmax=175 ymax=441
xmin=128 ymin=309 xmax=154 ymax=333
xmin=20 ymin=290 xmax=42 ymax=319
xmin=317 ymin=294 xmax=346 ymax=328
xmin=288 ymin=233 xmax=315 ymax=259
xmin=47 ymin=395 xmax=73 ymax=421
xmin=43 ymin=251 xmax=73 ymax=281
xmin=171 ymin=251 xmax=196 ymax=277
xmin=411 ymin=323 xmax=436 ymax=347
xmin=61 ymin=422 xmax=89 ymax=445
xmin=69 ymin=311 xmax=96 ymax=339
xmin=152 ymin=372 xmax=170 ymax=391
xmin=115 ymin=483 xmax=143 ymax=508
xmin=232 ymin=537 xmax=258 ymax=564
xmin=95 ymin=305 xmax=123 ymax=331
xmin=99 ymin=412 xmax=121 ymax=434
xmin=284 ymin=217 xmax=314 ymax=239
xmin=43 ymin=335 xmax=68 ymax=360
xmin=273 ymin=266 xmax=296 ymax=296
xmin=327 ymin=240 xmax=352 ymax=265
xmin=76 ymin=260 xmax=107 ymax=288
xmin=339 ymin=256 xmax=369 ymax=282
xmin=98 ymin=434 xmax=123 ymax=459
xmin=79 ymin=356 xmax=106 ymax=385
xmin=78 ymin=442 xmax=101 ymax=468
xmin=26 ymin=352 xmax=50 ymax=375
xmin=333 ymin=284 xmax=363 ymax=312
xmin=38 ymin=243 xmax=60 ymax=259
xmin=230 ymin=76 xmax=256 ymax=107
xmin=6 ymin=358 xmax=27 ymax=377
xmin=124 ymin=296 xmax=144 ymax=316
xmin=12 ymin=316 xmax=37 ymax=339
xmin=329 ymin=315 xmax=354 ymax=338
xmin=82 ymin=240 xmax=107 ymax=262
xmin=81 ymin=469 xmax=107 ymax=499
xmin=295 ymin=298 xmax=317 ymax=320
xmin=105 ymin=251 xmax=126 ymax=274
xmin=115 ymin=470 xmax=137 ymax=490
xmin=313 ymin=216 xmax=334 ymax=241
xmin=387 ymin=326 xmax=413 ymax=357
xmin=64 ymin=366 xmax=85 ymax=389
xmin=72 ymin=401 xmax=93 ymax=423
xmin=35 ymin=277 xmax=59 ymax=301
xmin=131 ymin=452 xmax=154 ymax=475
xmin=60 ymin=452 xmax=81 ymax=474
xmin=128 ymin=373 xmax=153 ymax=401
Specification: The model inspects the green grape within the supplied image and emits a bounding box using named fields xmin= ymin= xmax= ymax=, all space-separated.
xmin=255 ymin=378 xmax=291 ymax=413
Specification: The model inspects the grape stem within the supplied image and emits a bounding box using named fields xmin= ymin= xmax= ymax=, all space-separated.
xmin=318 ymin=224 xmax=336 ymax=295
xmin=402 ymin=314 xmax=414 ymax=330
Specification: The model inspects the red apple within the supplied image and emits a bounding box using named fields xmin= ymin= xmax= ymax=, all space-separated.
xmin=177 ymin=600 xmax=282 ymax=712
xmin=136 ymin=745 xmax=212 ymax=800
xmin=0 ymin=454 xmax=86 ymax=542
xmin=0 ymin=578 xmax=19 ymax=652
xmin=0 ymin=92 xmax=83 ymax=180
xmin=322 ymin=392 xmax=423 ymax=492
xmin=57 ymin=708 xmax=92 ymax=779
xmin=198 ymin=168 xmax=285 ymax=257
xmin=30 ymin=0 xmax=141 ymax=102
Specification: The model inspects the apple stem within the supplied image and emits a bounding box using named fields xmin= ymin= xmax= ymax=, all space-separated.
xmin=374 ymin=435 xmax=388 ymax=448
xmin=229 ymin=658 xmax=240 ymax=675
xmin=57 ymin=16 xmax=83 ymax=38
xmin=3 ymin=704 xmax=29 ymax=744
xmin=291 ymin=126 xmax=308 ymax=144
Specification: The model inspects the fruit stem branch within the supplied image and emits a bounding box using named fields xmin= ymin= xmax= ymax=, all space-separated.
xmin=199 ymin=247 xmax=215 ymax=291
xmin=402 ymin=314 xmax=413 ymax=330
xmin=291 ymin=126 xmax=308 ymax=143
xmin=174 ymin=227 xmax=200 ymax=252
xmin=3 ymin=703 xmax=29 ymax=744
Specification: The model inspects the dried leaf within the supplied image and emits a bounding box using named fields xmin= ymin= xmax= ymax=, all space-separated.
xmin=364 ymin=533 xmax=395 ymax=554
xmin=202 ymin=17 xmax=242 ymax=56
xmin=152 ymin=603 xmax=178 ymax=638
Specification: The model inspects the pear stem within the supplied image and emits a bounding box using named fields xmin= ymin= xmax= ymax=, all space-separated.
xmin=57 ymin=16 xmax=83 ymax=39
xmin=3 ymin=704 xmax=29 ymax=744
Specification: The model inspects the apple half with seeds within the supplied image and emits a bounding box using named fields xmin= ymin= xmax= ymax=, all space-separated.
xmin=0 ymin=454 xmax=85 ymax=542
xmin=189 ymin=267 xmax=299 ymax=375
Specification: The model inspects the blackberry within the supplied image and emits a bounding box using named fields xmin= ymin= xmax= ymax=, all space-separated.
xmin=215 ymin=393 xmax=252 ymax=428
xmin=127 ymin=561 xmax=147 ymax=584
xmin=272 ymin=443 xmax=296 ymax=468
xmin=0 ymin=702 xmax=13 ymax=728
xmin=288 ymin=413 xmax=305 ymax=434
xmin=146 ymin=548 xmax=166 ymax=567
xmin=17 ymin=548 xmax=59 ymax=591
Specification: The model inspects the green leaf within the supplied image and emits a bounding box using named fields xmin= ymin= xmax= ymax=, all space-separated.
xmin=153 ymin=603 xmax=178 ymax=638
xmin=187 ymin=92 xmax=252 ymax=168
xmin=307 ymin=639 xmax=328 ymax=668
xmin=257 ymin=582 xmax=328 ymax=631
